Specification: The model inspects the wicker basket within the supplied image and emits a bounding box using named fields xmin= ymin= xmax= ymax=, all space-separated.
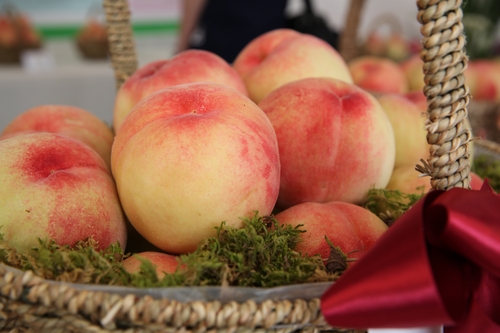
xmin=0 ymin=0 xmax=494 ymax=332
xmin=0 ymin=3 xmax=43 ymax=65
xmin=75 ymin=4 xmax=110 ymax=60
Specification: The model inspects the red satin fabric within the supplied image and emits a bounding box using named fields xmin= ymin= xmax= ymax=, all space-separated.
xmin=320 ymin=181 xmax=500 ymax=332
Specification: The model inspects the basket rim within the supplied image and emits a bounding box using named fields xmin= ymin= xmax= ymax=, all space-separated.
xmin=0 ymin=263 xmax=334 ymax=303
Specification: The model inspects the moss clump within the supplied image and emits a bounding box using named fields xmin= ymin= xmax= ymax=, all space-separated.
xmin=364 ymin=188 xmax=425 ymax=226
xmin=167 ymin=214 xmax=338 ymax=287
xmin=0 ymin=213 xmax=339 ymax=287
xmin=473 ymin=155 xmax=500 ymax=192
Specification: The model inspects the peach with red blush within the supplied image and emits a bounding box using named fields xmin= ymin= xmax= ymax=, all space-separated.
xmin=348 ymin=56 xmax=408 ymax=94
xmin=1 ymin=105 xmax=114 ymax=169
xmin=0 ymin=132 xmax=127 ymax=253
xmin=113 ymin=49 xmax=248 ymax=132
xmin=275 ymin=201 xmax=388 ymax=265
xmin=258 ymin=77 xmax=395 ymax=208
xmin=233 ymin=29 xmax=353 ymax=104
xmin=122 ymin=251 xmax=181 ymax=278
xmin=112 ymin=82 xmax=280 ymax=254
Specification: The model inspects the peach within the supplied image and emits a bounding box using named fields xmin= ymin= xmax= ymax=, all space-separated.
xmin=258 ymin=77 xmax=395 ymax=209
xmin=465 ymin=60 xmax=500 ymax=102
xmin=400 ymin=53 xmax=425 ymax=92
xmin=113 ymin=49 xmax=248 ymax=132
xmin=470 ymin=171 xmax=484 ymax=190
xmin=111 ymin=82 xmax=280 ymax=254
xmin=233 ymin=28 xmax=353 ymax=104
xmin=404 ymin=90 xmax=427 ymax=112
xmin=0 ymin=105 xmax=114 ymax=169
xmin=376 ymin=93 xmax=429 ymax=168
xmin=0 ymin=132 xmax=127 ymax=254
xmin=122 ymin=251 xmax=181 ymax=278
xmin=385 ymin=34 xmax=411 ymax=62
xmin=386 ymin=164 xmax=432 ymax=195
xmin=362 ymin=32 xmax=387 ymax=57
xmin=387 ymin=165 xmax=482 ymax=195
xmin=275 ymin=201 xmax=388 ymax=265
xmin=348 ymin=56 xmax=408 ymax=94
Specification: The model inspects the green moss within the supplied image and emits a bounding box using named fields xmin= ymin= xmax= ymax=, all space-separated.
xmin=364 ymin=188 xmax=425 ymax=226
xmin=0 ymin=213 xmax=338 ymax=288
xmin=472 ymin=155 xmax=500 ymax=192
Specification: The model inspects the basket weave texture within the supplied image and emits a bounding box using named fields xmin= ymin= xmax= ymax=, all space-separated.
xmin=0 ymin=0 xmax=477 ymax=332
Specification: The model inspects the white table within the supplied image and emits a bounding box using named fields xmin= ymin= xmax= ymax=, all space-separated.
xmin=0 ymin=62 xmax=116 ymax=128
xmin=0 ymin=34 xmax=176 ymax=130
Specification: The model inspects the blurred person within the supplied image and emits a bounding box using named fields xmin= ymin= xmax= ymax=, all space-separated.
xmin=177 ymin=0 xmax=288 ymax=63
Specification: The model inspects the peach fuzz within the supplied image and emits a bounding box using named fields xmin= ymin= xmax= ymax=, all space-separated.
xmin=384 ymin=34 xmax=411 ymax=62
xmin=111 ymin=82 xmax=280 ymax=254
xmin=404 ymin=90 xmax=427 ymax=112
xmin=400 ymin=53 xmax=425 ymax=92
xmin=122 ymin=251 xmax=181 ymax=278
xmin=258 ymin=77 xmax=395 ymax=209
xmin=387 ymin=167 xmax=483 ymax=195
xmin=362 ymin=32 xmax=387 ymax=57
xmin=233 ymin=28 xmax=353 ymax=104
xmin=275 ymin=201 xmax=388 ymax=263
xmin=376 ymin=93 xmax=429 ymax=168
xmin=0 ymin=132 xmax=127 ymax=254
xmin=469 ymin=172 xmax=484 ymax=190
xmin=465 ymin=60 xmax=500 ymax=102
xmin=348 ymin=56 xmax=408 ymax=94
xmin=0 ymin=105 xmax=114 ymax=169
xmin=386 ymin=164 xmax=431 ymax=195
xmin=113 ymin=49 xmax=248 ymax=132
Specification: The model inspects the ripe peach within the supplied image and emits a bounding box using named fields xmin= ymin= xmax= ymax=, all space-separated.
xmin=362 ymin=32 xmax=387 ymax=57
xmin=404 ymin=90 xmax=427 ymax=112
xmin=275 ymin=201 xmax=388 ymax=264
xmin=376 ymin=93 xmax=429 ymax=168
xmin=122 ymin=251 xmax=181 ymax=278
xmin=233 ymin=28 xmax=353 ymax=104
xmin=112 ymin=82 xmax=280 ymax=254
xmin=113 ymin=49 xmax=248 ymax=132
xmin=385 ymin=34 xmax=411 ymax=62
xmin=0 ymin=132 xmax=127 ymax=254
xmin=470 ymin=171 xmax=484 ymax=190
xmin=387 ymin=166 xmax=483 ymax=195
xmin=348 ymin=56 xmax=408 ymax=94
xmin=386 ymin=164 xmax=432 ymax=195
xmin=258 ymin=77 xmax=395 ymax=208
xmin=0 ymin=105 xmax=114 ymax=170
xmin=400 ymin=53 xmax=425 ymax=92
xmin=465 ymin=60 xmax=500 ymax=102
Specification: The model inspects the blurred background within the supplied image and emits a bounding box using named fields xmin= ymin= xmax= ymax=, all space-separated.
xmin=1 ymin=0 xmax=499 ymax=126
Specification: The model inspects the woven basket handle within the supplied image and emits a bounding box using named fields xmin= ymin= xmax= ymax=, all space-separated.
xmin=340 ymin=0 xmax=366 ymax=62
xmin=102 ymin=0 xmax=138 ymax=90
xmin=415 ymin=0 xmax=472 ymax=190
xmin=103 ymin=0 xmax=472 ymax=191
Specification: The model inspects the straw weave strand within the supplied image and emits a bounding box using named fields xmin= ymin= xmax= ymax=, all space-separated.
xmin=416 ymin=0 xmax=472 ymax=190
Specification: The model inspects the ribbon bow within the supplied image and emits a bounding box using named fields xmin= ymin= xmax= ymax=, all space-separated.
xmin=321 ymin=181 xmax=500 ymax=332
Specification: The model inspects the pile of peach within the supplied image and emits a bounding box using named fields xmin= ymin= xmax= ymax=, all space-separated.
xmin=0 ymin=29 xmax=484 ymax=277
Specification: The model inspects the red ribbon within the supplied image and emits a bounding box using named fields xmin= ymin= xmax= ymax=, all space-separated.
xmin=320 ymin=181 xmax=500 ymax=332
